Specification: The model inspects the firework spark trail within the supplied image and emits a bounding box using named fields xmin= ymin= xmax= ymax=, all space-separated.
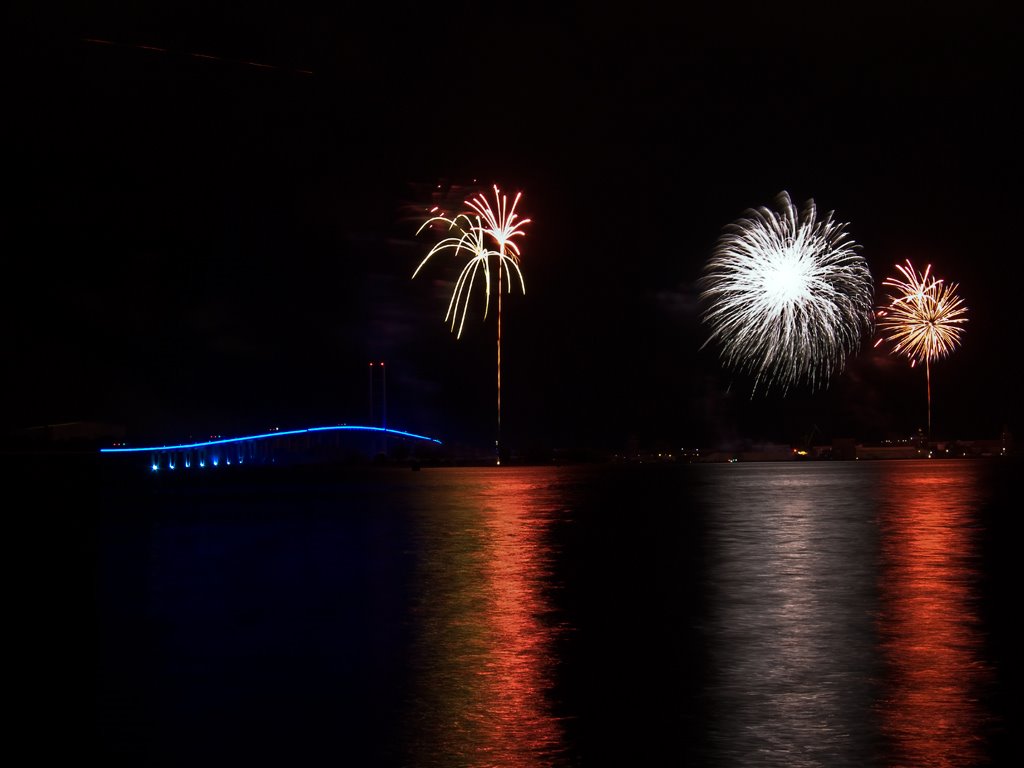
xmin=699 ymin=191 xmax=874 ymax=394
xmin=875 ymin=260 xmax=967 ymax=365
xmin=465 ymin=186 xmax=531 ymax=266
xmin=414 ymin=213 xmax=499 ymax=339
xmin=409 ymin=205 xmax=524 ymax=335
xmin=81 ymin=38 xmax=314 ymax=74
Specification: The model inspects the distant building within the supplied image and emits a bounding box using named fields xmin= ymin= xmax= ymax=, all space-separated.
xmin=855 ymin=443 xmax=922 ymax=460
xmin=735 ymin=443 xmax=795 ymax=462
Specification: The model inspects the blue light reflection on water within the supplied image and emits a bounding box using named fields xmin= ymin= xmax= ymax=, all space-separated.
xmin=82 ymin=459 xmax=1017 ymax=766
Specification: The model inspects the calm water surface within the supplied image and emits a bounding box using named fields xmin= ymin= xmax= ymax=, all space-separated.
xmin=18 ymin=457 xmax=1022 ymax=766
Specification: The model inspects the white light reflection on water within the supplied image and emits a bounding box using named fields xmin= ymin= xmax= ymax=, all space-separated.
xmin=699 ymin=460 xmax=995 ymax=767
xmin=699 ymin=462 xmax=882 ymax=766
xmin=401 ymin=467 xmax=569 ymax=767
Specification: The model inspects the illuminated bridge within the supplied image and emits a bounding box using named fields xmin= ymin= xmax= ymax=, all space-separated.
xmin=99 ymin=424 xmax=443 ymax=471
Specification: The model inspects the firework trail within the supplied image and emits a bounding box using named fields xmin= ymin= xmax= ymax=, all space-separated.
xmin=413 ymin=206 xmax=526 ymax=337
xmin=81 ymin=38 xmax=314 ymax=74
xmin=699 ymin=191 xmax=874 ymax=394
xmin=414 ymin=212 xmax=498 ymax=339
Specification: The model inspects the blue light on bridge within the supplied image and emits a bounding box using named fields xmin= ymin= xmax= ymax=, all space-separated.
xmin=100 ymin=424 xmax=442 ymax=454
xmin=101 ymin=424 xmax=443 ymax=470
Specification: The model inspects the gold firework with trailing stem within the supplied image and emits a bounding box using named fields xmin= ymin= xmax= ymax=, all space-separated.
xmin=875 ymin=259 xmax=968 ymax=438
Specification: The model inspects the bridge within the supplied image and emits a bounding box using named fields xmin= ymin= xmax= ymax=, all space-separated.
xmin=99 ymin=424 xmax=443 ymax=471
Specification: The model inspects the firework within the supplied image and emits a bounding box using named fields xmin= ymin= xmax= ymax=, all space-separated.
xmin=413 ymin=189 xmax=527 ymax=336
xmin=414 ymin=184 xmax=530 ymax=464
xmin=875 ymin=260 xmax=967 ymax=364
xmin=875 ymin=260 xmax=967 ymax=437
xmin=699 ymin=191 xmax=874 ymax=393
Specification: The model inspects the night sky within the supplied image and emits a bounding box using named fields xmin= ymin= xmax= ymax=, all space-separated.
xmin=8 ymin=3 xmax=1023 ymax=454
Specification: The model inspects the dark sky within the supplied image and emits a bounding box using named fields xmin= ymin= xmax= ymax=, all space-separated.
xmin=7 ymin=2 xmax=1023 ymax=453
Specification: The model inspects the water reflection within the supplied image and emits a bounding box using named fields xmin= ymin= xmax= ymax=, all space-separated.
xmin=404 ymin=468 xmax=567 ymax=767
xmin=85 ymin=460 xmax=1008 ymax=766
xmin=875 ymin=460 xmax=992 ymax=767
xmin=701 ymin=464 xmax=879 ymax=766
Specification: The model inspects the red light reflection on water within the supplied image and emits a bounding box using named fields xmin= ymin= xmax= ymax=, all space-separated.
xmin=406 ymin=469 xmax=565 ymax=766
xmin=876 ymin=462 xmax=991 ymax=767
xmin=474 ymin=476 xmax=563 ymax=763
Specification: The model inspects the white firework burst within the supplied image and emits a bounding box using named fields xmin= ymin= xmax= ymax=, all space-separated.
xmin=699 ymin=191 xmax=874 ymax=394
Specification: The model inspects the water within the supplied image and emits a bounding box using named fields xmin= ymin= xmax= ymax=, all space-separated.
xmin=12 ymin=457 xmax=1022 ymax=766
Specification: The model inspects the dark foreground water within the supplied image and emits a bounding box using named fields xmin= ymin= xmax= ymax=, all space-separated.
xmin=11 ymin=457 xmax=1023 ymax=766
